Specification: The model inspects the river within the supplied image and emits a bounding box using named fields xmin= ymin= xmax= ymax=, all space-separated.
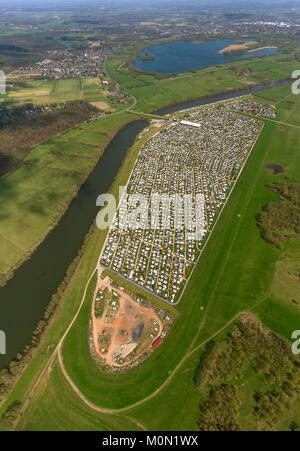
xmin=0 ymin=79 xmax=291 ymax=368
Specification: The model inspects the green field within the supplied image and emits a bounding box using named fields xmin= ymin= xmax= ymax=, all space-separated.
xmin=57 ymin=118 xmax=300 ymax=410
xmin=1 ymin=83 xmax=300 ymax=431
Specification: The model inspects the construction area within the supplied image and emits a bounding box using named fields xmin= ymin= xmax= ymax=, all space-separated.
xmin=100 ymin=99 xmax=270 ymax=303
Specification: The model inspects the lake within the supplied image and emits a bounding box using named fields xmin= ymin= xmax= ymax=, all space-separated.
xmin=133 ymin=40 xmax=277 ymax=74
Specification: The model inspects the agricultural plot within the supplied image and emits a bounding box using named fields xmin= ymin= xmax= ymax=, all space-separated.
xmin=82 ymin=78 xmax=109 ymax=103
xmin=50 ymin=79 xmax=82 ymax=103
xmin=4 ymin=85 xmax=300 ymax=431
xmin=0 ymin=112 xmax=130 ymax=281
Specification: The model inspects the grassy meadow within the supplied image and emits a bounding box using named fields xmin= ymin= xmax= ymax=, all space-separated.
xmin=1 ymin=83 xmax=300 ymax=431
xmin=0 ymin=110 xmax=134 ymax=282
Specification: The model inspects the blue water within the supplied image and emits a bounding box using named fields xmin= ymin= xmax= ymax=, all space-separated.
xmin=133 ymin=40 xmax=277 ymax=74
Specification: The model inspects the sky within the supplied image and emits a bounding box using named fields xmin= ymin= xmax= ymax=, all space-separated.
xmin=0 ymin=0 xmax=298 ymax=5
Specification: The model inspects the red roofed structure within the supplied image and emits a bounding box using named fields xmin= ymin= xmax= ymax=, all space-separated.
xmin=152 ymin=336 xmax=163 ymax=348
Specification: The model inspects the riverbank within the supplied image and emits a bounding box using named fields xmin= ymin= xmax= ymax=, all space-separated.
xmin=0 ymin=115 xmax=148 ymax=370
xmin=151 ymin=78 xmax=292 ymax=115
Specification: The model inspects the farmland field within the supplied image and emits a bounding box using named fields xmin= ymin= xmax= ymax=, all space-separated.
xmin=2 ymin=0 xmax=300 ymax=434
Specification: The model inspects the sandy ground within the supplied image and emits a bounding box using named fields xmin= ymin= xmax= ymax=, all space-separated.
xmin=92 ymin=276 xmax=163 ymax=367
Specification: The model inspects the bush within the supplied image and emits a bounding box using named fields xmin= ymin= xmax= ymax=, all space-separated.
xmin=258 ymin=182 xmax=300 ymax=248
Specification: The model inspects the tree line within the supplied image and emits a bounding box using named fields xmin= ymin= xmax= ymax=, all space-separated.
xmin=0 ymin=100 xmax=99 ymax=178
